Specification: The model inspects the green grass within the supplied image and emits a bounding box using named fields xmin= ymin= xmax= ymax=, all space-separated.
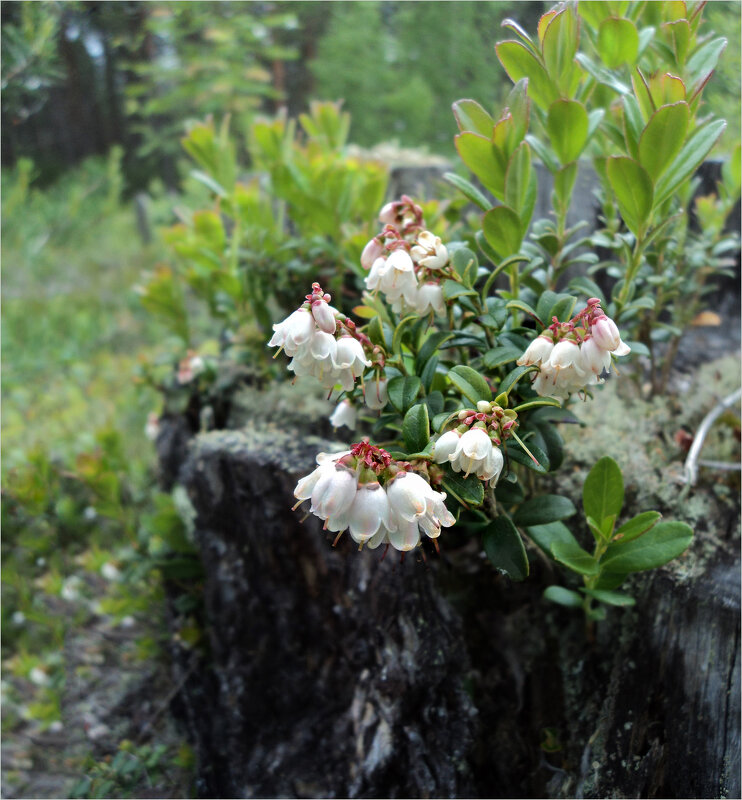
xmin=1 ymin=154 xmax=196 ymax=796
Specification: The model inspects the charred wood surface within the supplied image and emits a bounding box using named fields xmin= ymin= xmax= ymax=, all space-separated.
xmin=163 ymin=425 xmax=740 ymax=799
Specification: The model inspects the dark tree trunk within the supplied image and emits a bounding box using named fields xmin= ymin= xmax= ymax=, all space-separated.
xmin=158 ymin=421 xmax=740 ymax=799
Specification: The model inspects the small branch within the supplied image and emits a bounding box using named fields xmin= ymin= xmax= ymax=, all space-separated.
xmin=683 ymin=388 xmax=742 ymax=487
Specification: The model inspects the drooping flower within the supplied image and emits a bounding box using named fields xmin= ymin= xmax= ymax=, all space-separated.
xmin=591 ymin=315 xmax=631 ymax=356
xmin=445 ymin=427 xmax=504 ymax=486
xmin=414 ymin=282 xmax=445 ymax=315
xmin=517 ymin=334 xmax=555 ymax=367
xmin=365 ymin=377 xmax=388 ymax=410
xmin=365 ymin=249 xmax=419 ymax=306
xmin=329 ymin=400 xmax=357 ymax=430
xmin=411 ymin=230 xmax=449 ymax=270
xmin=268 ymin=308 xmax=315 ymax=356
xmin=386 ymin=471 xmax=456 ymax=546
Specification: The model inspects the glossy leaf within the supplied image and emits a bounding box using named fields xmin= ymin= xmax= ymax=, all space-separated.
xmin=505 ymin=142 xmax=534 ymax=225
xmin=483 ymin=516 xmax=529 ymax=581
xmin=483 ymin=345 xmax=523 ymax=369
xmin=482 ymin=205 xmax=523 ymax=259
xmin=443 ymin=172 xmax=491 ymax=211
xmin=496 ymin=40 xmax=560 ymax=111
xmin=387 ymin=375 xmax=422 ymax=414
xmin=416 ymin=331 xmax=453 ymax=371
xmin=581 ymin=588 xmax=636 ymax=606
xmin=402 ymin=404 xmax=430 ymax=454
xmin=547 ymin=99 xmax=589 ymax=164
xmin=598 ymin=17 xmax=639 ymax=67
xmin=583 ymin=456 xmax=624 ymax=528
xmin=654 ymin=119 xmax=726 ymax=205
xmin=638 ymin=102 xmax=690 ymax=182
xmin=452 ymin=98 xmax=495 ymax=137
xmin=614 ymin=510 xmax=662 ymax=543
xmin=513 ymin=494 xmax=577 ymax=527
xmin=441 ymin=469 xmax=485 ymax=507
xmin=600 ymin=521 xmax=693 ymax=572
xmin=542 ymin=6 xmax=580 ymax=91
xmin=528 ymin=521 xmax=581 ymax=554
xmin=448 ymin=365 xmax=491 ymax=404
xmin=606 ymin=156 xmax=653 ymax=236
xmin=543 ymin=585 xmax=583 ymax=608
xmin=455 ymin=132 xmax=506 ymax=199
xmin=551 ymin=540 xmax=600 ymax=576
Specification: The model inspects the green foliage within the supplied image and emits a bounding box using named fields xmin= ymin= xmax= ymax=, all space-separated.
xmin=538 ymin=457 xmax=693 ymax=618
xmin=310 ymin=2 xmax=541 ymax=154
xmin=125 ymin=2 xmax=298 ymax=165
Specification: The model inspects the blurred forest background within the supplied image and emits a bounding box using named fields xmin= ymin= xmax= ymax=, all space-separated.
xmin=2 ymin=2 xmax=740 ymax=797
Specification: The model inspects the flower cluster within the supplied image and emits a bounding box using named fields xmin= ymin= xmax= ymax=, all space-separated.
xmin=362 ymin=196 xmax=450 ymax=315
xmin=294 ymin=442 xmax=455 ymax=552
xmin=269 ymin=282 xmax=372 ymax=391
xmin=518 ymin=299 xmax=631 ymax=399
xmin=434 ymin=400 xmax=514 ymax=487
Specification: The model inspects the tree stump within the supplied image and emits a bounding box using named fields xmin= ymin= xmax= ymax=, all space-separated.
xmin=159 ymin=414 xmax=740 ymax=799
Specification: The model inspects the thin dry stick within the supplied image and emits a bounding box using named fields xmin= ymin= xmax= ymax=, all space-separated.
xmin=683 ymin=388 xmax=742 ymax=487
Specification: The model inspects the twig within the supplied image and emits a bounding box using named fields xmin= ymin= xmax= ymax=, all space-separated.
xmin=683 ymin=388 xmax=742 ymax=487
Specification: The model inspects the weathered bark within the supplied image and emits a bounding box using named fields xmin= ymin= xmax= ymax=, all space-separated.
xmin=169 ymin=429 xmax=476 ymax=798
xmin=162 ymin=423 xmax=740 ymax=799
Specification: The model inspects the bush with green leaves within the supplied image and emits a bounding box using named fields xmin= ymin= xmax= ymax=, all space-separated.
xmin=449 ymin=0 xmax=739 ymax=394
xmin=135 ymin=101 xmax=393 ymax=395
xmin=267 ymin=0 xmax=739 ymax=618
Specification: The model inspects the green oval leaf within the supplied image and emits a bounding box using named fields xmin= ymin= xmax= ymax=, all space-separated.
xmin=483 ymin=345 xmax=523 ymax=369
xmin=638 ymin=102 xmax=690 ymax=182
xmin=387 ymin=376 xmax=422 ymax=414
xmin=614 ymin=510 xmax=661 ymax=543
xmin=504 ymin=142 xmax=534 ymax=225
xmin=482 ymin=205 xmax=524 ymax=260
xmin=392 ymin=315 xmax=418 ymax=356
xmin=513 ymin=494 xmax=577 ymax=527
xmin=543 ymin=585 xmax=583 ymax=608
xmin=551 ymin=540 xmax=600 ymax=575
xmin=441 ymin=469 xmax=485 ymax=508
xmin=583 ymin=456 xmax=624 ymax=528
xmin=581 ymin=588 xmax=636 ymax=606
xmin=402 ymin=403 xmax=430 ymax=455
xmin=600 ymin=521 xmax=693 ymax=572
xmin=455 ymin=132 xmax=506 ymax=199
xmin=499 ymin=364 xmax=539 ymax=396
xmin=528 ymin=521 xmax=580 ymax=554
xmin=654 ymin=119 xmax=726 ymax=206
xmin=447 ymin=365 xmax=492 ymax=404
xmin=496 ymin=40 xmax=560 ymax=111
xmin=452 ymin=98 xmax=496 ymax=137
xmin=598 ymin=17 xmax=639 ymax=68
xmin=483 ymin=516 xmax=529 ymax=581
xmin=547 ymin=99 xmax=589 ymax=164
xmin=443 ymin=172 xmax=491 ymax=211
xmin=606 ymin=156 xmax=653 ymax=237
xmin=416 ymin=331 xmax=454 ymax=371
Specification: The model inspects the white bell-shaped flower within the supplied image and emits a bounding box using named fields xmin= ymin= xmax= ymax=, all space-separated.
xmin=581 ymin=337 xmax=612 ymax=375
xmin=448 ymin=427 xmax=493 ymax=478
xmin=361 ymin=237 xmax=384 ymax=271
xmin=329 ymin=400 xmax=357 ymax=430
xmin=433 ymin=430 xmax=462 ymax=463
xmin=365 ymin=378 xmax=388 ymax=410
xmin=411 ymin=231 xmax=448 ymax=269
xmin=268 ymin=308 xmax=314 ymax=356
xmin=346 ymin=482 xmax=393 ymax=543
xmin=309 ymin=465 xmax=358 ymax=521
xmin=517 ymin=334 xmax=555 ymax=367
xmin=386 ymin=472 xmax=455 ymax=543
xmin=414 ymin=282 xmax=445 ymax=314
